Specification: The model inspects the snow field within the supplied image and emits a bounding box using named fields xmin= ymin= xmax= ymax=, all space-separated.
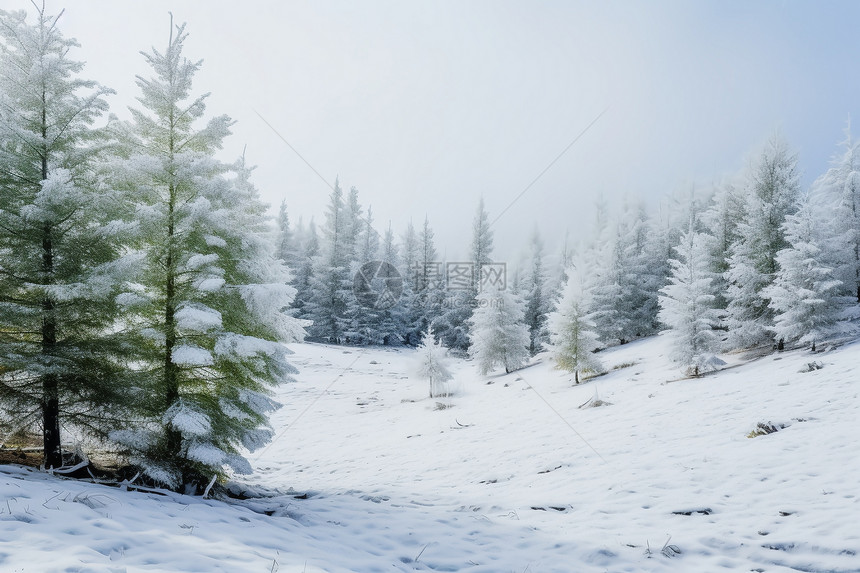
xmin=1 ymin=335 xmax=859 ymax=572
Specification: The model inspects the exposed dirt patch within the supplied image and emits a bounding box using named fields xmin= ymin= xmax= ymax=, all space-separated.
xmin=0 ymin=449 xmax=42 ymax=468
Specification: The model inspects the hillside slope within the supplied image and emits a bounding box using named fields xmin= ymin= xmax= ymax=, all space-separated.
xmin=1 ymin=336 xmax=858 ymax=572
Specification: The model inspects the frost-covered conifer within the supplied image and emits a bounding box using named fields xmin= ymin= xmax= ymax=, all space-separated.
xmin=437 ymin=198 xmax=494 ymax=351
xmin=468 ymin=287 xmax=530 ymax=375
xmin=658 ymin=217 xmax=722 ymax=375
xmin=413 ymin=328 xmax=454 ymax=398
xmin=377 ymin=225 xmax=408 ymax=344
xmin=522 ymin=228 xmax=551 ymax=355
xmin=763 ymin=195 xmax=851 ymax=348
xmin=344 ymin=186 xmax=363 ymax=263
xmin=348 ymin=224 xmax=406 ymax=345
xmin=616 ymin=202 xmax=663 ymax=341
xmin=0 ymin=6 xmax=130 ymax=468
xmin=305 ymin=180 xmax=351 ymax=342
xmin=399 ymin=221 xmax=422 ymax=345
xmin=700 ymin=179 xmax=744 ymax=311
xmin=587 ymin=203 xmax=624 ymax=345
xmin=110 ymin=21 xmax=303 ymax=490
xmin=291 ymin=219 xmax=318 ymax=316
xmin=275 ymin=200 xmax=299 ymax=270
xmin=414 ymin=216 xmax=444 ymax=341
xmin=811 ymin=125 xmax=860 ymax=304
xmin=725 ymin=136 xmax=800 ymax=350
xmin=359 ymin=206 xmax=380 ymax=264
xmin=547 ymin=263 xmax=603 ymax=383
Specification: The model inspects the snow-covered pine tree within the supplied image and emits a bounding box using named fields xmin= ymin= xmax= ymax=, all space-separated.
xmin=763 ymin=194 xmax=851 ymax=349
xmin=470 ymin=196 xmax=495 ymax=282
xmin=414 ymin=216 xmax=443 ymax=340
xmin=508 ymin=258 xmax=523 ymax=296
xmin=275 ymin=200 xmax=299 ymax=270
xmin=343 ymin=206 xmax=382 ymax=345
xmin=413 ymin=327 xmax=454 ymax=398
xmin=545 ymin=229 xmax=572 ymax=308
xmin=399 ymin=220 xmax=422 ymax=345
xmin=305 ymin=179 xmax=352 ymax=342
xmin=0 ymin=6 xmax=132 ymax=468
xmin=522 ymin=228 xmax=551 ymax=355
xmin=467 ymin=286 xmax=530 ymax=375
xmin=700 ymin=178 xmax=745 ymax=312
xmin=437 ymin=198 xmax=494 ymax=351
xmin=547 ymin=261 xmax=603 ymax=384
xmin=657 ymin=216 xmax=722 ymax=376
xmin=291 ymin=218 xmax=318 ymax=317
xmin=401 ymin=221 xmax=419 ymax=280
xmin=358 ymin=206 xmax=379 ymax=264
xmin=109 ymin=21 xmax=303 ymax=490
xmin=374 ymin=224 xmax=407 ymax=345
xmin=347 ymin=223 xmax=406 ymax=345
xmin=811 ymin=125 xmax=860 ymax=304
xmin=344 ymin=186 xmax=363 ymax=263
xmin=724 ymin=136 xmax=800 ymax=350
xmin=587 ymin=202 xmax=624 ymax=345
xmin=615 ymin=202 xmax=663 ymax=341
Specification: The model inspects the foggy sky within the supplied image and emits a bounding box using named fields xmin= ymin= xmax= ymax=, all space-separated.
xmin=14 ymin=0 xmax=860 ymax=265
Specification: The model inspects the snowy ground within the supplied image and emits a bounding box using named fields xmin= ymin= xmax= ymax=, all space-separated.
xmin=1 ymin=336 xmax=859 ymax=572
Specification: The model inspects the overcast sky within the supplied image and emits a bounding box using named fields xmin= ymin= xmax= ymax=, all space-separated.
xmin=12 ymin=1 xmax=860 ymax=263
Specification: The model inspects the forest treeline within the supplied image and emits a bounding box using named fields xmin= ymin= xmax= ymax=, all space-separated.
xmin=282 ymin=133 xmax=860 ymax=380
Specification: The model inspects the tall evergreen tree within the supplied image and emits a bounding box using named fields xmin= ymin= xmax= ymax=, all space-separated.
xmin=305 ymin=180 xmax=351 ymax=342
xmin=110 ymin=21 xmax=302 ymax=490
xmin=291 ymin=218 xmax=318 ymax=317
xmin=522 ymin=228 xmax=551 ymax=355
xmin=614 ymin=202 xmax=662 ymax=341
xmin=0 ymin=6 xmax=128 ymax=468
xmin=658 ymin=216 xmax=722 ymax=375
xmin=413 ymin=327 xmax=453 ymax=398
xmin=547 ymin=261 xmax=603 ymax=384
xmin=468 ymin=286 xmax=530 ymax=375
xmin=470 ymin=196 xmax=495 ymax=283
xmin=398 ymin=220 xmax=422 ymax=344
xmin=584 ymin=200 xmax=623 ymax=345
xmin=763 ymin=194 xmax=851 ymax=349
xmin=275 ymin=199 xmax=298 ymax=269
xmin=725 ymin=136 xmax=800 ymax=350
xmin=401 ymin=220 xmax=419 ymax=281
xmin=436 ymin=198 xmax=494 ymax=351
xmin=344 ymin=186 xmax=363 ymax=263
xmin=811 ymin=125 xmax=860 ymax=304
xmin=375 ymin=224 xmax=406 ymax=345
xmin=701 ymin=179 xmax=744 ymax=312
xmin=358 ymin=206 xmax=379 ymax=264
xmin=546 ymin=229 xmax=572 ymax=306
xmin=414 ymin=216 xmax=443 ymax=341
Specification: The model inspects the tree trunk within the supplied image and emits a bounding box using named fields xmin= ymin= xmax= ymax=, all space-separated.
xmin=40 ymin=103 xmax=62 ymax=469
xmin=41 ymin=291 xmax=61 ymax=469
xmin=575 ymin=370 xmax=579 ymax=384
xmin=41 ymin=222 xmax=61 ymax=468
xmin=164 ymin=181 xmax=181 ymax=470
